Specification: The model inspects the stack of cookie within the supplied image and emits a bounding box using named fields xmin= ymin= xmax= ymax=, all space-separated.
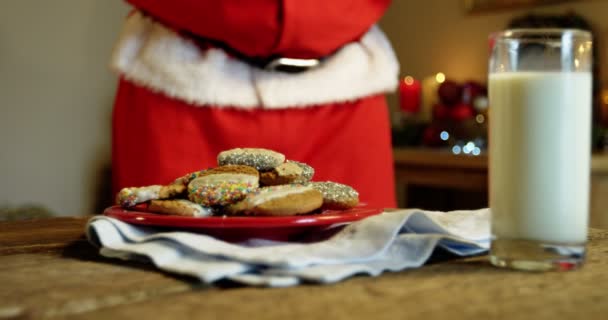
xmin=116 ymin=148 xmax=359 ymax=217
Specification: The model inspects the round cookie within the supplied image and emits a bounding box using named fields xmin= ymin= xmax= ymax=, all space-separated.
xmin=198 ymin=165 xmax=259 ymax=177
xmin=260 ymin=162 xmax=303 ymax=186
xmin=260 ymin=160 xmax=315 ymax=186
xmin=309 ymin=181 xmax=359 ymax=210
xmin=116 ymin=184 xmax=186 ymax=208
xmin=188 ymin=165 xmax=259 ymax=206
xmin=217 ymin=148 xmax=285 ymax=171
xmin=287 ymin=160 xmax=314 ymax=183
xmin=148 ymin=199 xmax=213 ymax=217
xmin=226 ymin=185 xmax=323 ymax=216
xmin=172 ymin=169 xmax=209 ymax=186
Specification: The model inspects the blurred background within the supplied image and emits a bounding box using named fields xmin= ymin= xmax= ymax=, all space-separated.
xmin=1 ymin=0 xmax=607 ymax=224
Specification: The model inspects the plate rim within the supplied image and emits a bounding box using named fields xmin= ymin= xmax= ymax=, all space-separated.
xmin=103 ymin=205 xmax=383 ymax=229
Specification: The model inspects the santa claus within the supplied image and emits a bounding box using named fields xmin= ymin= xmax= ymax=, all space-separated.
xmin=110 ymin=0 xmax=400 ymax=208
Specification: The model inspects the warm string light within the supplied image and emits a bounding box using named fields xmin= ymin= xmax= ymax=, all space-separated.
xmin=435 ymin=72 xmax=446 ymax=83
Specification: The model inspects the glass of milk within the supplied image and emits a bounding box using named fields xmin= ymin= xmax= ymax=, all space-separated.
xmin=488 ymin=29 xmax=593 ymax=271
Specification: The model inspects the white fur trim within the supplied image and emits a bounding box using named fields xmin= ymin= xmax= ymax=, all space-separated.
xmin=111 ymin=12 xmax=399 ymax=109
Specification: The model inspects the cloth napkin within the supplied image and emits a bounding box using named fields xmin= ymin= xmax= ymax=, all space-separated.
xmin=86 ymin=209 xmax=490 ymax=287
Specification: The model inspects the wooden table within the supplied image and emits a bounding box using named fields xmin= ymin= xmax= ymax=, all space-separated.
xmin=393 ymin=148 xmax=608 ymax=228
xmin=1 ymin=217 xmax=608 ymax=319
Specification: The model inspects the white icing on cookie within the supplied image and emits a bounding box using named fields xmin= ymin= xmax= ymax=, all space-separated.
xmin=175 ymin=199 xmax=213 ymax=217
xmin=117 ymin=185 xmax=162 ymax=207
xmin=249 ymin=185 xmax=313 ymax=206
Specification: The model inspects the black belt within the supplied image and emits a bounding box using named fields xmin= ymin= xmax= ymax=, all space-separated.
xmin=262 ymin=57 xmax=321 ymax=73
xmin=202 ymin=37 xmax=322 ymax=73
xmin=231 ymin=52 xmax=322 ymax=73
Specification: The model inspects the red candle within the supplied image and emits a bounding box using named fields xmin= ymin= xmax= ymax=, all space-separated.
xmin=399 ymin=76 xmax=421 ymax=114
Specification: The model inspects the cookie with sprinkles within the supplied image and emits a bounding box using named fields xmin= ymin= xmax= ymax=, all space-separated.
xmin=217 ymin=148 xmax=285 ymax=171
xmin=116 ymin=184 xmax=186 ymax=208
xmin=226 ymin=185 xmax=323 ymax=216
xmin=187 ymin=165 xmax=259 ymax=206
xmin=148 ymin=199 xmax=213 ymax=217
xmin=260 ymin=161 xmax=309 ymax=186
xmin=309 ymin=181 xmax=359 ymax=210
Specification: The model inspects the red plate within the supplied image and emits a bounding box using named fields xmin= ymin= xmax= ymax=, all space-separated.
xmin=103 ymin=205 xmax=383 ymax=242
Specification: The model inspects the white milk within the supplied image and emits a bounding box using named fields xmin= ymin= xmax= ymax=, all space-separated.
xmin=489 ymin=71 xmax=591 ymax=244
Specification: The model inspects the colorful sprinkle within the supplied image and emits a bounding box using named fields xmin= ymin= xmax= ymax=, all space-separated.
xmin=188 ymin=181 xmax=257 ymax=206
xmin=116 ymin=185 xmax=162 ymax=207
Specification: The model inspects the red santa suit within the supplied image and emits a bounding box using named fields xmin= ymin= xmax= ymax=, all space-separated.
xmin=111 ymin=0 xmax=400 ymax=208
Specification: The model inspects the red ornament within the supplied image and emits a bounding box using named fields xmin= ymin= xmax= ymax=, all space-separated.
xmin=450 ymin=103 xmax=475 ymax=121
xmin=422 ymin=125 xmax=444 ymax=147
xmin=438 ymin=80 xmax=463 ymax=106
xmin=398 ymin=76 xmax=421 ymax=114
xmin=433 ymin=103 xmax=451 ymax=120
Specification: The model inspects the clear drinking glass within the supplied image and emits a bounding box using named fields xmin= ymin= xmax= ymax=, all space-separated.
xmin=488 ymin=29 xmax=593 ymax=271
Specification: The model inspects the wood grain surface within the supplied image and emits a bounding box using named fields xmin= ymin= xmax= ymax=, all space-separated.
xmin=1 ymin=217 xmax=607 ymax=319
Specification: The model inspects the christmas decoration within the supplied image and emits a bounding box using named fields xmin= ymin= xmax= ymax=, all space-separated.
xmin=398 ymin=76 xmax=422 ymax=114
xmin=422 ymin=78 xmax=488 ymax=152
